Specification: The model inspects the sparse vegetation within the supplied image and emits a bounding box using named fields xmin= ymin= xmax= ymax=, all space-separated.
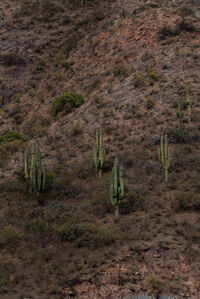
xmin=0 ymin=0 xmax=199 ymax=297
xmin=177 ymin=98 xmax=183 ymax=130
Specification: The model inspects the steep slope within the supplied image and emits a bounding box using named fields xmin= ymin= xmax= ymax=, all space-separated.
xmin=0 ymin=0 xmax=200 ymax=298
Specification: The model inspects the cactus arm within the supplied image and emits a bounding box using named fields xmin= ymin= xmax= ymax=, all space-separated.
xmin=24 ymin=148 xmax=29 ymax=180
xmin=158 ymin=134 xmax=172 ymax=182
xmin=160 ymin=135 xmax=164 ymax=165
xmin=186 ymin=87 xmax=192 ymax=120
xmin=119 ymin=167 xmax=124 ymax=199
xmin=42 ymin=164 xmax=46 ymax=190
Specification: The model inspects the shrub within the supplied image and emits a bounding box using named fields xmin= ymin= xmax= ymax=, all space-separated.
xmin=0 ymin=130 xmax=26 ymax=144
xmin=0 ymin=53 xmax=26 ymax=67
xmin=75 ymin=159 xmax=94 ymax=179
xmin=51 ymin=92 xmax=84 ymax=117
xmin=54 ymin=222 xmax=117 ymax=247
xmin=147 ymin=68 xmax=159 ymax=83
xmin=165 ymin=129 xmax=192 ymax=144
xmin=0 ymin=130 xmax=26 ymax=161
xmin=133 ymin=71 xmax=145 ymax=88
xmin=24 ymin=219 xmax=48 ymax=234
xmin=53 ymin=208 xmax=117 ymax=247
xmin=0 ymin=226 xmax=24 ymax=247
xmin=132 ymin=3 xmax=160 ymax=15
xmin=175 ymin=193 xmax=200 ymax=211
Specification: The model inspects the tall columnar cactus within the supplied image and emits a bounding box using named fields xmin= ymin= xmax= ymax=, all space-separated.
xmin=158 ymin=134 xmax=172 ymax=182
xmin=110 ymin=157 xmax=124 ymax=217
xmin=93 ymin=129 xmax=106 ymax=178
xmin=186 ymin=87 xmax=192 ymax=121
xmin=177 ymin=97 xmax=183 ymax=130
xmin=24 ymin=146 xmax=46 ymax=201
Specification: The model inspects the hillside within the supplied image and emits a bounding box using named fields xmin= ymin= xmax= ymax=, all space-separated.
xmin=0 ymin=0 xmax=200 ymax=298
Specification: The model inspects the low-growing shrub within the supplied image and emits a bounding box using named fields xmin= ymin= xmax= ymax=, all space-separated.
xmin=0 ymin=53 xmax=26 ymax=67
xmin=133 ymin=71 xmax=145 ymax=88
xmin=75 ymin=159 xmax=94 ymax=179
xmin=51 ymin=92 xmax=84 ymax=117
xmin=0 ymin=130 xmax=26 ymax=162
xmin=0 ymin=226 xmax=24 ymax=247
xmin=24 ymin=219 xmax=48 ymax=234
xmin=174 ymin=193 xmax=200 ymax=211
xmin=0 ymin=130 xmax=26 ymax=144
xmin=54 ymin=222 xmax=117 ymax=247
xmin=132 ymin=3 xmax=160 ymax=15
xmin=165 ymin=129 xmax=192 ymax=144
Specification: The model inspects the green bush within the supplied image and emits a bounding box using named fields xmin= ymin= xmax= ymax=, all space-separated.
xmin=51 ymin=92 xmax=84 ymax=117
xmin=0 ymin=130 xmax=26 ymax=144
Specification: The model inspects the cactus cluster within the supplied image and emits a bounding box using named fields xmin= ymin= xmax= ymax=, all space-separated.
xmin=110 ymin=157 xmax=124 ymax=217
xmin=158 ymin=134 xmax=172 ymax=182
xmin=93 ymin=129 xmax=106 ymax=178
xmin=24 ymin=146 xmax=46 ymax=201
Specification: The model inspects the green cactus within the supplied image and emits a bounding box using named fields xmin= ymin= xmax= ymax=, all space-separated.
xmin=24 ymin=148 xmax=29 ymax=180
xmin=24 ymin=146 xmax=46 ymax=201
xmin=186 ymin=87 xmax=192 ymax=121
xmin=93 ymin=129 xmax=106 ymax=178
xmin=177 ymin=97 xmax=183 ymax=130
xmin=158 ymin=135 xmax=172 ymax=182
xmin=110 ymin=157 xmax=124 ymax=217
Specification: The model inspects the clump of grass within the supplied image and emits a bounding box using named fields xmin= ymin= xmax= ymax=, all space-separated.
xmin=0 ymin=226 xmax=24 ymax=247
xmin=147 ymin=68 xmax=159 ymax=84
xmin=145 ymin=96 xmax=155 ymax=109
xmin=53 ymin=54 xmax=69 ymax=68
xmin=51 ymin=92 xmax=84 ymax=117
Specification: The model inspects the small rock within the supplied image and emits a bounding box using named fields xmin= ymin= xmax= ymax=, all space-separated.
xmin=153 ymin=254 xmax=161 ymax=258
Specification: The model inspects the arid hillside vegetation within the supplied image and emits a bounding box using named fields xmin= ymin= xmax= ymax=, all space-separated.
xmin=0 ymin=0 xmax=200 ymax=298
